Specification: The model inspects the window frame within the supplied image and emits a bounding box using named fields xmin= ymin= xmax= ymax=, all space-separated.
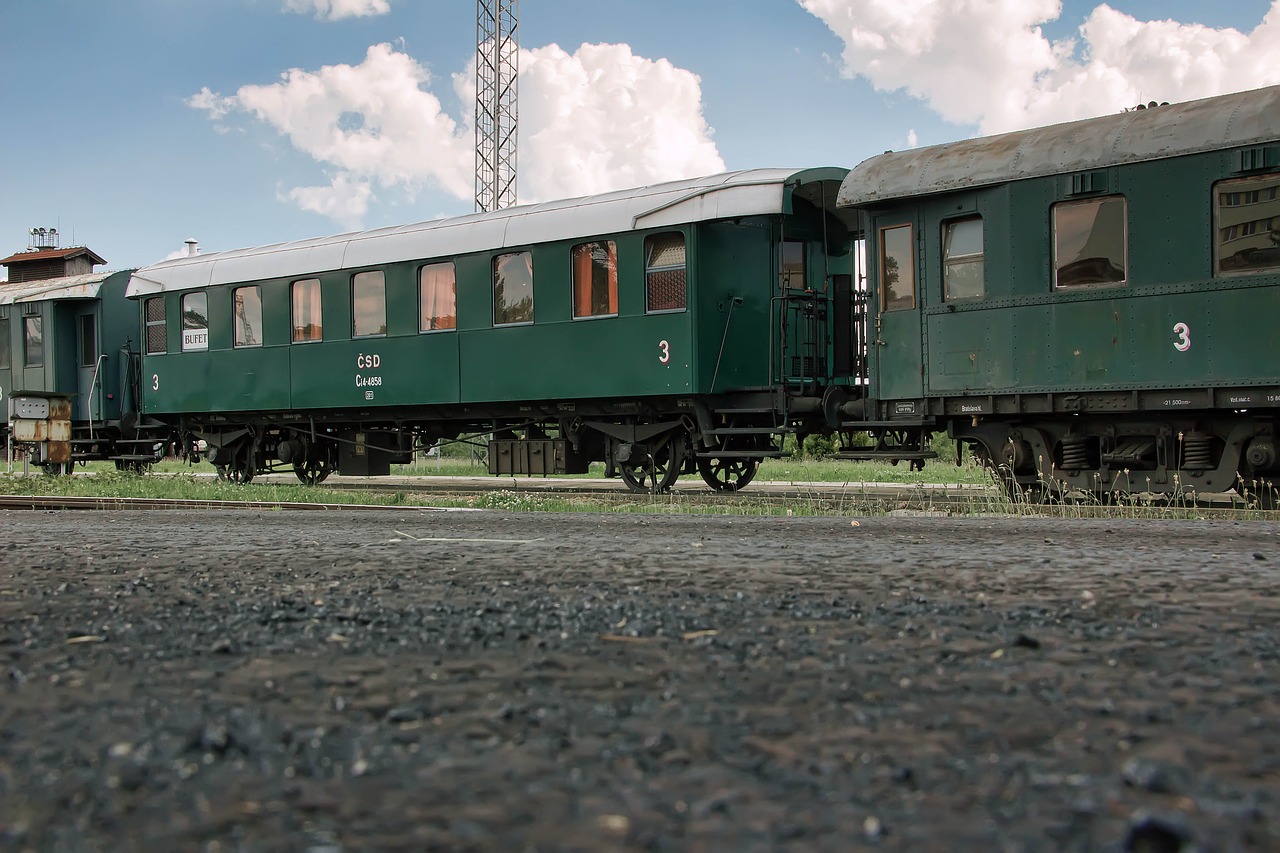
xmin=419 ymin=262 xmax=457 ymax=333
xmin=351 ymin=270 xmax=387 ymax=339
xmin=493 ymin=251 xmax=535 ymax=327
xmin=1212 ymin=172 xmax=1280 ymax=277
xmin=571 ymin=240 xmax=619 ymax=320
xmin=644 ymin=231 xmax=687 ymax=314
xmin=79 ymin=314 xmax=97 ymax=367
xmin=941 ymin=216 xmax=985 ymax=302
xmin=1051 ymin=195 xmax=1129 ymax=290
xmin=779 ymin=239 xmax=806 ymax=291
xmin=0 ymin=318 xmax=10 ymax=370
xmin=878 ymin=223 xmax=916 ymax=311
xmin=144 ymin=296 xmax=167 ymax=355
xmin=23 ymin=316 xmax=43 ymax=367
xmin=291 ymin=278 xmax=323 ymax=344
xmin=181 ymin=291 xmax=209 ymax=352
xmin=233 ymin=285 xmax=263 ymax=348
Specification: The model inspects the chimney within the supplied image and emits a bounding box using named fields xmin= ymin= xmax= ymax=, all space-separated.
xmin=185 ymin=239 xmax=199 ymax=257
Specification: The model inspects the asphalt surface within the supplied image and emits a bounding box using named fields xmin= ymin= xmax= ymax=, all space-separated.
xmin=1 ymin=509 xmax=1278 ymax=851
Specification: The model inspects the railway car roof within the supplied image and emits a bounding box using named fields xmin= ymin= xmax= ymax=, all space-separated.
xmin=126 ymin=168 xmax=849 ymax=296
xmin=0 ymin=271 xmax=114 ymax=304
xmin=839 ymin=84 xmax=1280 ymax=207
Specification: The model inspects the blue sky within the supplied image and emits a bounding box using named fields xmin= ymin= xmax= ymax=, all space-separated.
xmin=2 ymin=0 xmax=1278 ymax=274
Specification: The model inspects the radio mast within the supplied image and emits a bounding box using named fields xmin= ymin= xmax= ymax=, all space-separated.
xmin=475 ymin=0 xmax=518 ymax=212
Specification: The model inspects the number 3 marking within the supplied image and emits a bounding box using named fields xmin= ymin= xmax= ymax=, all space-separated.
xmin=658 ymin=340 xmax=671 ymax=364
xmin=152 ymin=374 xmax=160 ymax=391
xmin=1173 ymin=322 xmax=1191 ymax=352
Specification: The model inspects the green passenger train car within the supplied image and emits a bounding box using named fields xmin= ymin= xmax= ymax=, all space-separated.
xmin=1 ymin=270 xmax=144 ymax=473
xmin=126 ymin=168 xmax=858 ymax=490
xmin=836 ymin=84 xmax=1280 ymax=504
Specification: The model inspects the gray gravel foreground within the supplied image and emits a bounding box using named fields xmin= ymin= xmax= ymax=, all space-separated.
xmin=1 ymin=509 xmax=1278 ymax=852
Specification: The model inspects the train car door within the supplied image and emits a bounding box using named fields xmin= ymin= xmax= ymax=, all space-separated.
xmin=76 ymin=309 xmax=100 ymax=422
xmin=872 ymin=218 xmax=924 ymax=400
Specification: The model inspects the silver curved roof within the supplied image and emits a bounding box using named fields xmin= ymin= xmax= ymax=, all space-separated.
xmin=0 ymin=272 xmax=113 ymax=305
xmin=128 ymin=168 xmax=848 ymax=296
xmin=839 ymin=84 xmax=1280 ymax=207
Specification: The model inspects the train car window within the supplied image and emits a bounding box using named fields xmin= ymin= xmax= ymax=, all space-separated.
xmin=23 ymin=316 xmax=43 ymax=367
xmin=144 ymin=297 xmax=167 ymax=354
xmin=878 ymin=224 xmax=915 ymax=311
xmin=1214 ymin=173 xmax=1280 ymax=275
xmin=181 ymin=292 xmax=209 ymax=352
xmin=572 ymin=241 xmax=618 ymax=318
xmin=779 ymin=240 xmax=806 ymax=290
xmin=942 ymin=217 xmax=984 ymax=300
xmin=493 ymin=252 xmax=534 ymax=326
xmin=79 ymin=315 xmax=97 ymax=366
xmin=1052 ymin=196 xmax=1127 ymax=288
xmin=291 ymin=279 xmax=322 ymax=343
xmin=0 ymin=319 xmax=9 ymax=369
xmin=645 ymin=233 xmax=686 ymax=313
xmin=352 ymin=271 xmax=387 ymax=337
xmin=419 ymin=263 xmax=456 ymax=331
xmin=234 ymin=286 xmax=263 ymax=348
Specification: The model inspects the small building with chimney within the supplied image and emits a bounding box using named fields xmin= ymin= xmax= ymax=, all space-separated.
xmin=1 ymin=228 xmax=106 ymax=283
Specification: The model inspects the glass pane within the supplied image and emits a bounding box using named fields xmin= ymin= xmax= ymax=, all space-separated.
xmin=80 ymin=315 xmax=96 ymax=367
xmin=572 ymin=241 xmax=618 ymax=318
xmin=1054 ymin=197 xmax=1127 ymax=287
xmin=1216 ymin=173 xmax=1280 ymax=275
xmin=494 ymin=252 xmax=534 ymax=325
xmin=880 ymin=224 xmax=915 ymax=310
xmin=182 ymin=292 xmax=209 ymax=351
xmin=234 ymin=286 xmax=262 ymax=347
xmin=0 ymin=319 xmax=9 ymax=369
xmin=646 ymin=233 xmax=685 ymax=269
xmin=24 ymin=317 xmax=43 ymax=367
xmin=145 ymin=297 xmax=167 ymax=354
xmin=943 ymin=218 xmax=984 ymax=300
xmin=292 ymin=279 xmax=322 ymax=342
xmin=645 ymin=233 xmax=686 ymax=312
xmin=352 ymin=271 xmax=386 ymax=337
xmin=779 ymin=240 xmax=805 ymax=290
xmin=944 ymin=218 xmax=983 ymax=258
xmin=419 ymin=263 xmax=457 ymax=331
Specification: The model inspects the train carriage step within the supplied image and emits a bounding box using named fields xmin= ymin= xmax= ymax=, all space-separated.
xmin=704 ymin=426 xmax=796 ymax=436
xmin=695 ymin=450 xmax=788 ymax=459
xmin=834 ymin=450 xmax=939 ymax=461
xmin=837 ymin=418 xmax=933 ymax=430
xmin=110 ymin=454 xmax=164 ymax=462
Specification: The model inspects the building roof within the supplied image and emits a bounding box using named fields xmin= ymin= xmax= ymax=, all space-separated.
xmin=0 ymin=271 xmax=113 ymax=305
xmin=0 ymin=246 xmax=107 ymax=267
xmin=126 ymin=168 xmax=850 ymax=296
xmin=838 ymin=84 xmax=1280 ymax=207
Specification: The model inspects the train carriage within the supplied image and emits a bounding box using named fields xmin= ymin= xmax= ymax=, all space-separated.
xmin=126 ymin=168 xmax=858 ymax=491
xmin=836 ymin=84 xmax=1280 ymax=505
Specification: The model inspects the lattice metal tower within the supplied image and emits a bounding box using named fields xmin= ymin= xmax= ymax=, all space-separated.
xmin=475 ymin=0 xmax=518 ymax=212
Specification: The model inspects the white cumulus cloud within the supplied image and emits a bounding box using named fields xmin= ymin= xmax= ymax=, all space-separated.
xmin=189 ymin=41 xmax=724 ymax=226
xmin=283 ymin=0 xmax=391 ymax=21
xmin=799 ymin=0 xmax=1280 ymax=133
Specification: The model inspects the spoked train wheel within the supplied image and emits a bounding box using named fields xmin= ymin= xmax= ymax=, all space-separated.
xmin=216 ymin=459 xmax=255 ymax=485
xmin=697 ymin=456 xmax=759 ymax=492
xmin=619 ymin=441 xmax=682 ymax=494
xmin=293 ymin=458 xmax=332 ymax=485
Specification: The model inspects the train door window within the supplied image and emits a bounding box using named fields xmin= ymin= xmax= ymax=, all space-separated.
xmin=0 ymin=318 xmax=9 ymax=369
xmin=572 ymin=241 xmax=618 ymax=318
xmin=181 ymin=292 xmax=209 ymax=351
xmin=352 ymin=271 xmax=386 ymax=337
xmin=942 ymin=217 xmax=984 ymax=300
xmin=1213 ymin=173 xmax=1280 ymax=275
xmin=1053 ymin=196 xmax=1127 ymax=288
xmin=419 ymin=262 xmax=456 ymax=331
xmin=292 ymin=278 xmax=322 ymax=343
xmin=234 ymin=286 xmax=263 ymax=348
xmin=878 ymin=223 xmax=915 ymax=311
xmin=645 ymin=232 xmax=686 ymax=313
xmin=79 ymin=315 xmax=97 ymax=366
xmin=779 ymin=239 xmax=806 ymax=290
xmin=23 ymin=316 xmax=43 ymax=367
xmin=493 ymin=251 xmax=534 ymax=326
xmin=144 ymin=297 xmax=167 ymax=354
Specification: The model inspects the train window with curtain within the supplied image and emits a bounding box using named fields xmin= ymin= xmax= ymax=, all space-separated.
xmin=572 ymin=241 xmax=618 ymax=318
xmin=645 ymin=232 xmax=686 ymax=312
xmin=0 ymin=318 xmax=9 ymax=369
xmin=352 ymin=271 xmax=387 ymax=337
xmin=493 ymin=251 xmax=534 ymax=326
xmin=419 ymin=262 xmax=456 ymax=332
xmin=23 ymin=316 xmax=43 ymax=366
xmin=234 ymin=286 xmax=262 ymax=348
xmin=292 ymin=278 xmax=322 ymax=343
xmin=1214 ymin=173 xmax=1280 ymax=275
xmin=942 ymin=217 xmax=984 ymax=300
xmin=181 ymin=292 xmax=209 ymax=351
xmin=878 ymin=223 xmax=915 ymax=310
xmin=144 ymin=297 xmax=167 ymax=354
xmin=1053 ymin=196 xmax=1128 ymax=288
xmin=779 ymin=239 xmax=806 ymax=290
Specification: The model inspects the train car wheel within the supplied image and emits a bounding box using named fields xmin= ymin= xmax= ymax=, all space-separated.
xmin=216 ymin=461 xmax=255 ymax=485
xmin=293 ymin=459 xmax=332 ymax=485
xmin=619 ymin=441 xmax=682 ymax=494
xmin=696 ymin=456 xmax=759 ymax=492
xmin=41 ymin=461 xmax=75 ymax=477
